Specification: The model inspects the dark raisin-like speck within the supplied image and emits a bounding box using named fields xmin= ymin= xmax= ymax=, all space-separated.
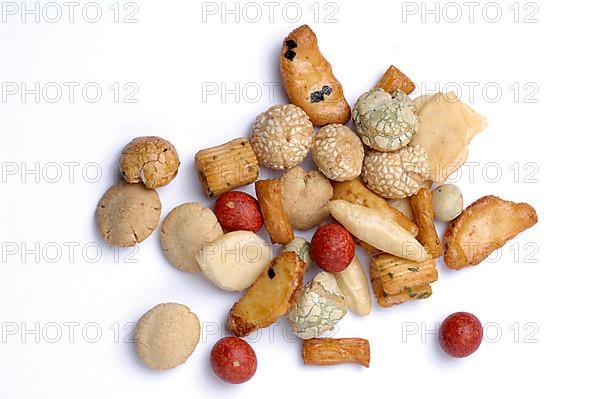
xmin=285 ymin=39 xmax=297 ymax=49
xmin=310 ymin=91 xmax=324 ymax=103
xmin=321 ymin=85 xmax=332 ymax=95
xmin=284 ymin=49 xmax=296 ymax=61
xmin=268 ymin=268 xmax=276 ymax=279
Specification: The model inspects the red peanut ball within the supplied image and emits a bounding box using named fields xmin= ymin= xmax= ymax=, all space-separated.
xmin=210 ymin=337 xmax=257 ymax=384
xmin=214 ymin=191 xmax=263 ymax=232
xmin=310 ymin=223 xmax=355 ymax=272
xmin=439 ymin=312 xmax=483 ymax=358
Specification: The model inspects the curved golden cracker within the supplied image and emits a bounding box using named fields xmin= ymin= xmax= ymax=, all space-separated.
xmin=444 ymin=195 xmax=538 ymax=269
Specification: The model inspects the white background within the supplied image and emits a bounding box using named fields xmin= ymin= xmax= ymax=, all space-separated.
xmin=0 ymin=0 xmax=597 ymax=398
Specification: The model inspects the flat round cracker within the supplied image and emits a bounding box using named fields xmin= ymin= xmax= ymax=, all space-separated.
xmin=136 ymin=303 xmax=200 ymax=370
xmin=96 ymin=182 xmax=161 ymax=247
xmin=160 ymin=203 xmax=223 ymax=273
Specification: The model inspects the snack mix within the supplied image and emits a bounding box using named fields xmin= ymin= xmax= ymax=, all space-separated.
xmin=95 ymin=24 xmax=538 ymax=385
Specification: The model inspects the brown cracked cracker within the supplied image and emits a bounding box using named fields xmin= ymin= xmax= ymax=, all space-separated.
xmin=120 ymin=136 xmax=180 ymax=189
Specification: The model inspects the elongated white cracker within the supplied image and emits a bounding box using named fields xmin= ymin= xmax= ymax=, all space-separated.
xmin=328 ymin=200 xmax=429 ymax=262
xmin=333 ymin=256 xmax=371 ymax=316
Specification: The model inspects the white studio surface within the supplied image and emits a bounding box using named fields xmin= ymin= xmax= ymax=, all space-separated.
xmin=0 ymin=0 xmax=597 ymax=398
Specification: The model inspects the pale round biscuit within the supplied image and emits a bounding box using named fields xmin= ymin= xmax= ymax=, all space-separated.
xmin=136 ymin=303 xmax=201 ymax=370
xmin=160 ymin=203 xmax=223 ymax=273
xmin=96 ymin=182 xmax=161 ymax=247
